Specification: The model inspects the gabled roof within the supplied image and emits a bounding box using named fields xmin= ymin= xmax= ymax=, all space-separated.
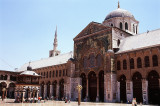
xmin=74 ymin=22 xmax=110 ymax=41
xmin=117 ymin=29 xmax=160 ymax=53
xmin=18 ymin=51 xmax=73 ymax=72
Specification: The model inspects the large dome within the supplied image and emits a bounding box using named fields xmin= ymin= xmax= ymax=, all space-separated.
xmin=105 ymin=8 xmax=134 ymax=20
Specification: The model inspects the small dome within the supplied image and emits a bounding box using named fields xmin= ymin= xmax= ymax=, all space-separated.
xmin=105 ymin=8 xmax=134 ymax=20
xmin=20 ymin=70 xmax=39 ymax=76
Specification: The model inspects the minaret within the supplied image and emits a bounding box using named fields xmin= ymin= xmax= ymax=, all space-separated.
xmin=49 ymin=26 xmax=60 ymax=57
xmin=53 ymin=26 xmax=58 ymax=51
xmin=118 ymin=0 xmax=120 ymax=8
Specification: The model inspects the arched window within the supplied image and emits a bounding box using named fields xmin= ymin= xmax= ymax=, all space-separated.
xmin=111 ymin=23 xmax=113 ymax=27
xmin=97 ymin=54 xmax=102 ymax=67
xmin=117 ymin=39 xmax=120 ymax=46
xmin=63 ymin=70 xmax=65 ymax=76
xmin=89 ymin=54 xmax=95 ymax=68
xmin=152 ymin=55 xmax=158 ymax=66
xmin=123 ymin=59 xmax=127 ymax=70
xmin=83 ymin=56 xmax=88 ymax=68
xmin=120 ymin=22 xmax=123 ymax=29
xmin=44 ymin=72 xmax=45 ymax=78
xmin=125 ymin=22 xmax=128 ymax=30
xmin=145 ymin=56 xmax=150 ymax=67
xmin=130 ymin=58 xmax=134 ymax=69
xmin=52 ymin=71 xmax=54 ymax=77
xmin=46 ymin=72 xmax=48 ymax=78
xmin=117 ymin=61 xmax=121 ymax=70
xmin=133 ymin=24 xmax=135 ymax=33
xmin=49 ymin=71 xmax=51 ymax=78
xmin=137 ymin=57 xmax=142 ymax=68
xmin=59 ymin=70 xmax=61 ymax=77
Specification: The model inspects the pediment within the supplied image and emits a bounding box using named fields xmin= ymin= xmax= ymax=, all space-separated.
xmin=74 ymin=22 xmax=110 ymax=41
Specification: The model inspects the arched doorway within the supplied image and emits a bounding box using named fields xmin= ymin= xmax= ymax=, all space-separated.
xmin=119 ymin=75 xmax=126 ymax=103
xmin=41 ymin=82 xmax=44 ymax=99
xmin=0 ymin=82 xmax=7 ymax=99
xmin=80 ymin=73 xmax=86 ymax=101
xmin=59 ymin=79 xmax=64 ymax=100
xmin=88 ymin=71 xmax=97 ymax=102
xmin=148 ymin=70 xmax=160 ymax=104
xmin=53 ymin=81 xmax=57 ymax=99
xmin=132 ymin=72 xmax=143 ymax=103
xmin=8 ymin=83 xmax=15 ymax=98
xmin=99 ymin=71 xmax=104 ymax=102
xmin=47 ymin=81 xmax=50 ymax=98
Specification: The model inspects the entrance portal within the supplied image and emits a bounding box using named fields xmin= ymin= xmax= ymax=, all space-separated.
xmin=132 ymin=72 xmax=143 ymax=103
xmin=148 ymin=70 xmax=160 ymax=105
xmin=120 ymin=75 xmax=126 ymax=103
xmin=99 ymin=71 xmax=104 ymax=102
xmin=88 ymin=71 xmax=97 ymax=102
xmin=80 ymin=73 xmax=86 ymax=101
xmin=59 ymin=79 xmax=64 ymax=100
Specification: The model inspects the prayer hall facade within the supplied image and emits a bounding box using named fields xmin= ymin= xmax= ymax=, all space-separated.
xmin=0 ymin=2 xmax=160 ymax=105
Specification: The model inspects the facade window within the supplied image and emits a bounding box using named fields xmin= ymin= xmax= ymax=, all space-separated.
xmin=111 ymin=23 xmax=113 ymax=27
xmin=137 ymin=57 xmax=142 ymax=68
xmin=117 ymin=39 xmax=120 ymax=46
xmin=49 ymin=71 xmax=51 ymax=78
xmin=59 ymin=70 xmax=61 ymax=77
xmin=97 ymin=54 xmax=102 ymax=67
xmin=44 ymin=72 xmax=45 ymax=78
xmin=56 ymin=70 xmax=58 ymax=77
xmin=120 ymin=22 xmax=123 ymax=29
xmin=152 ymin=55 xmax=158 ymax=66
xmin=46 ymin=72 xmax=48 ymax=78
xmin=63 ymin=70 xmax=65 ymax=76
xmin=83 ymin=57 xmax=88 ymax=68
xmin=125 ymin=22 xmax=128 ymax=30
xmin=136 ymin=25 xmax=138 ymax=34
xmin=117 ymin=61 xmax=121 ymax=70
xmin=145 ymin=56 xmax=150 ymax=67
xmin=130 ymin=58 xmax=134 ymax=69
xmin=133 ymin=24 xmax=135 ymax=33
xmin=52 ymin=71 xmax=54 ymax=77
xmin=89 ymin=54 xmax=95 ymax=68
xmin=66 ymin=69 xmax=68 ymax=76
xmin=123 ymin=59 xmax=127 ymax=70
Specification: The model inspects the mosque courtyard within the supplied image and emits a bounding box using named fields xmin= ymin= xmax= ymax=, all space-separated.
xmin=0 ymin=99 xmax=157 ymax=106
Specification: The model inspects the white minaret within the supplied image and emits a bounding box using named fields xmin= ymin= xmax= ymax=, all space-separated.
xmin=49 ymin=26 xmax=60 ymax=57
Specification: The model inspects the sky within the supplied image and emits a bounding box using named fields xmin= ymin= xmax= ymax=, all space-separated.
xmin=0 ymin=0 xmax=160 ymax=71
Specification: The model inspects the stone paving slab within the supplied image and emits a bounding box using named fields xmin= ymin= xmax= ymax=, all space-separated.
xmin=0 ymin=99 xmax=158 ymax=106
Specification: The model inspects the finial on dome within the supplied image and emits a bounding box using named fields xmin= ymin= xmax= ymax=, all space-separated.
xmin=118 ymin=0 xmax=120 ymax=8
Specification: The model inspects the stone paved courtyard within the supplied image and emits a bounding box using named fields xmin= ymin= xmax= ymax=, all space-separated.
xmin=0 ymin=99 xmax=157 ymax=106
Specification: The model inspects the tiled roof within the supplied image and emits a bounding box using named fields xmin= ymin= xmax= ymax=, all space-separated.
xmin=117 ymin=29 xmax=160 ymax=53
xmin=18 ymin=51 xmax=73 ymax=72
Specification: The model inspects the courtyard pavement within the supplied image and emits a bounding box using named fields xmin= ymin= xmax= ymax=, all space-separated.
xmin=0 ymin=99 xmax=158 ymax=106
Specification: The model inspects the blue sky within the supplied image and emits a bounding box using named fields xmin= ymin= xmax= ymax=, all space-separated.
xmin=0 ymin=0 xmax=160 ymax=71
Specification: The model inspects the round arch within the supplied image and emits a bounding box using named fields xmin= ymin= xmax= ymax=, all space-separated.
xmin=47 ymin=81 xmax=51 ymax=98
xmin=52 ymin=80 xmax=57 ymax=99
xmin=147 ymin=70 xmax=160 ymax=104
xmin=132 ymin=72 xmax=143 ymax=103
xmin=119 ymin=74 xmax=127 ymax=103
xmin=88 ymin=71 xmax=97 ymax=102
xmin=99 ymin=70 xmax=104 ymax=102
xmin=41 ymin=82 xmax=44 ymax=99
xmin=8 ymin=83 xmax=15 ymax=98
xmin=80 ymin=73 xmax=86 ymax=101
xmin=59 ymin=79 xmax=64 ymax=100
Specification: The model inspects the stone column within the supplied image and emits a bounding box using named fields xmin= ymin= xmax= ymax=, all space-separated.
xmin=50 ymin=85 xmax=53 ymax=97
xmin=86 ymin=77 xmax=89 ymax=101
xmin=159 ymin=78 xmax=160 ymax=88
xmin=96 ymin=76 xmax=99 ymax=102
xmin=126 ymin=80 xmax=133 ymax=102
xmin=104 ymin=75 xmax=107 ymax=102
xmin=142 ymin=79 xmax=148 ymax=104
xmin=117 ymin=81 xmax=120 ymax=102
xmin=56 ymin=84 xmax=59 ymax=100
xmin=44 ymin=85 xmax=47 ymax=99
xmin=22 ymin=91 xmax=25 ymax=102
